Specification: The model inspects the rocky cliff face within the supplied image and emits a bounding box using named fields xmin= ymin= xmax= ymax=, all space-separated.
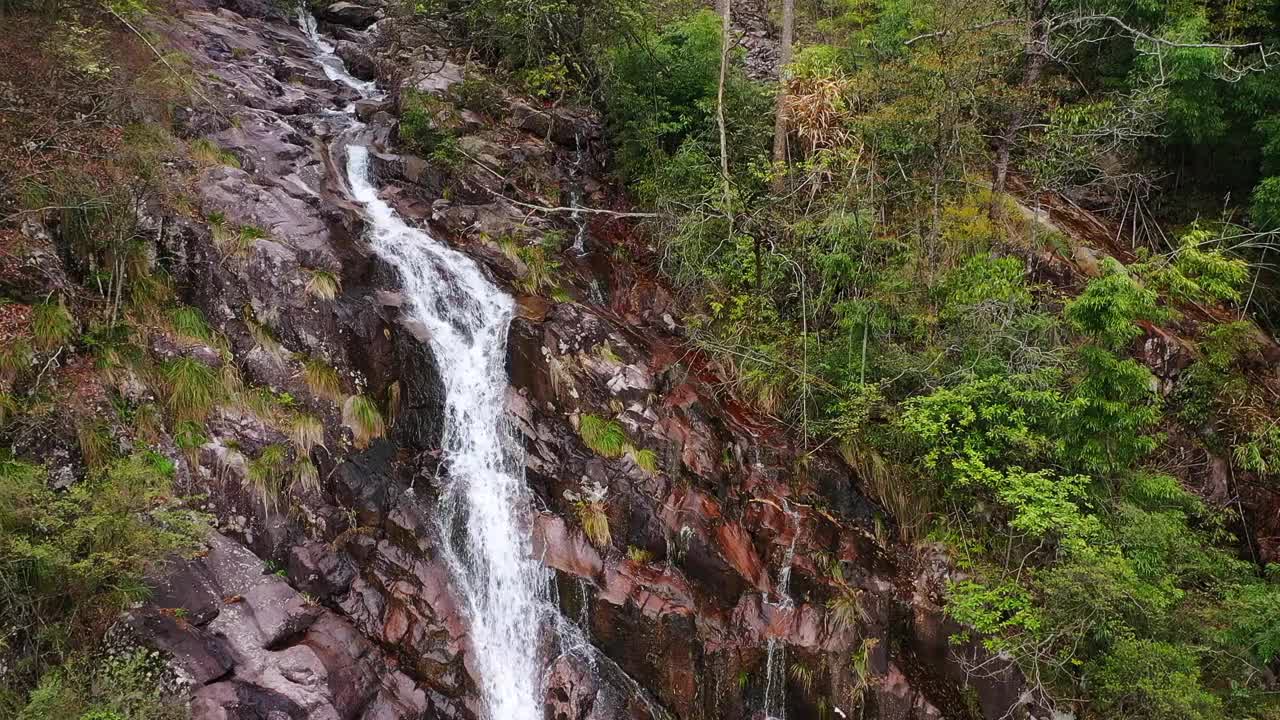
xmin=99 ymin=2 xmax=1029 ymax=718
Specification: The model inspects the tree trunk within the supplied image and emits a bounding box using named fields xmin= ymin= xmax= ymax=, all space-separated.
xmin=990 ymin=0 xmax=1049 ymax=218
xmin=770 ymin=0 xmax=794 ymax=191
xmin=717 ymin=0 xmax=732 ymax=202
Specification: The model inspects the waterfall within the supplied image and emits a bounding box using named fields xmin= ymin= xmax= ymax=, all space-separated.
xmin=347 ymin=146 xmax=547 ymax=720
xmin=299 ymin=16 xmax=548 ymax=720
xmin=762 ymin=503 xmax=800 ymax=720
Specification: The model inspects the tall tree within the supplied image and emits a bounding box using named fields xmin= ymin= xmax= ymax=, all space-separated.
xmin=771 ymin=0 xmax=795 ymax=191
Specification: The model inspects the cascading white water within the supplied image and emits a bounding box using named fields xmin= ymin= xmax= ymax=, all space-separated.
xmin=298 ymin=16 xmax=548 ymax=720
xmin=346 ymin=145 xmax=547 ymax=720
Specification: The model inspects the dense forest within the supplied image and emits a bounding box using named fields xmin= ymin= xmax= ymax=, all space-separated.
xmin=1 ymin=0 xmax=1279 ymax=718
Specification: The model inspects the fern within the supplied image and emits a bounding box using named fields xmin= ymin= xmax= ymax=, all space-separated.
xmin=303 ymin=358 xmax=343 ymax=401
xmin=305 ymin=269 xmax=341 ymax=301
xmin=32 ymin=298 xmax=75 ymax=350
xmin=788 ymin=662 xmax=817 ymax=694
xmin=578 ymin=414 xmax=627 ymax=457
xmin=342 ymin=394 xmax=385 ymax=448
xmin=163 ymin=357 xmax=222 ymax=422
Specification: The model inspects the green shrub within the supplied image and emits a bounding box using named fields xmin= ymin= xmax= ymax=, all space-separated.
xmin=451 ymin=75 xmax=504 ymax=117
xmin=0 ymin=453 xmax=204 ymax=703
xmin=398 ymin=91 xmax=457 ymax=156
xmin=1064 ymin=258 xmax=1167 ymax=351
xmin=603 ymin=11 xmax=774 ymax=187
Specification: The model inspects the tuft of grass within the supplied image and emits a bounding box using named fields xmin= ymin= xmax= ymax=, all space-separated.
xmin=190 ymin=138 xmax=240 ymax=168
xmin=32 ymin=298 xmax=75 ymax=351
xmin=578 ymin=413 xmax=627 ymax=458
xmin=0 ymin=393 xmax=16 ymax=427
xmin=385 ymin=380 xmax=400 ymax=429
xmin=578 ymin=502 xmax=611 ymax=548
xmin=514 ymin=244 xmax=560 ymax=295
xmin=838 ymin=439 xmax=932 ymax=543
xmin=290 ymin=413 xmax=325 ymax=454
xmin=302 ymin=358 xmax=342 ymax=401
xmin=76 ymin=419 xmax=114 ymax=471
xmin=292 ymin=457 xmax=319 ymax=493
xmin=626 ymin=545 xmax=654 ymax=563
xmin=0 ymin=339 xmax=33 ymax=379
xmin=244 ymin=312 xmax=287 ymax=364
xmin=163 ymin=357 xmax=222 ymax=422
xmin=169 ymin=306 xmax=212 ymax=342
xmin=305 ymin=269 xmax=341 ymax=301
xmin=247 ymin=444 xmax=288 ymax=510
xmin=828 ymin=587 xmax=869 ymax=631
xmin=342 ymin=394 xmax=385 ymax=448
xmin=630 ymin=447 xmax=658 ymax=474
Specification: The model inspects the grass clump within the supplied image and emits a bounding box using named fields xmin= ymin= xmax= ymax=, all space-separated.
xmin=578 ymin=413 xmax=626 ymax=457
xmin=630 ymin=447 xmax=658 ymax=473
xmin=246 ymin=444 xmax=288 ymax=510
xmin=564 ymin=479 xmax=611 ymax=548
xmin=32 ymin=297 xmax=75 ymax=350
xmin=190 ymin=138 xmax=240 ymax=168
xmin=168 ymin=306 xmax=212 ymax=342
xmin=290 ymin=413 xmax=324 ymax=454
xmin=304 ymin=269 xmax=341 ymax=301
xmin=342 ymin=394 xmax=385 ymax=448
xmin=162 ymin=357 xmax=222 ymax=422
xmin=302 ymin=357 xmax=342 ymax=401
xmin=76 ymin=419 xmax=114 ymax=471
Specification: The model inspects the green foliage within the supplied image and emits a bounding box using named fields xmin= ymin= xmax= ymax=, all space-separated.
xmin=1252 ymin=176 xmax=1280 ymax=230
xmin=398 ymin=90 xmax=457 ymax=156
xmin=1064 ymin=259 xmax=1166 ymax=351
xmin=1088 ymin=639 xmax=1222 ymax=720
xmin=0 ymin=454 xmax=204 ymax=700
xmin=31 ymin=298 xmax=75 ymax=351
xmin=451 ymin=75 xmax=504 ymax=117
xmin=1062 ymin=346 xmax=1161 ymax=475
xmin=603 ymin=11 xmax=774 ymax=188
xmin=577 ymin=413 xmax=626 ymax=457
xmin=342 ymin=394 xmax=385 ymax=448
xmin=1138 ymin=230 xmax=1249 ymax=306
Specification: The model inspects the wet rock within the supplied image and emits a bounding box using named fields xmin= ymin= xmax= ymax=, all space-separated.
xmin=317 ymin=1 xmax=380 ymax=29
xmin=403 ymin=58 xmax=465 ymax=97
xmin=354 ymin=97 xmax=392 ymax=122
xmin=510 ymin=101 xmax=598 ymax=147
xmin=335 ymin=40 xmax=377 ymax=80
